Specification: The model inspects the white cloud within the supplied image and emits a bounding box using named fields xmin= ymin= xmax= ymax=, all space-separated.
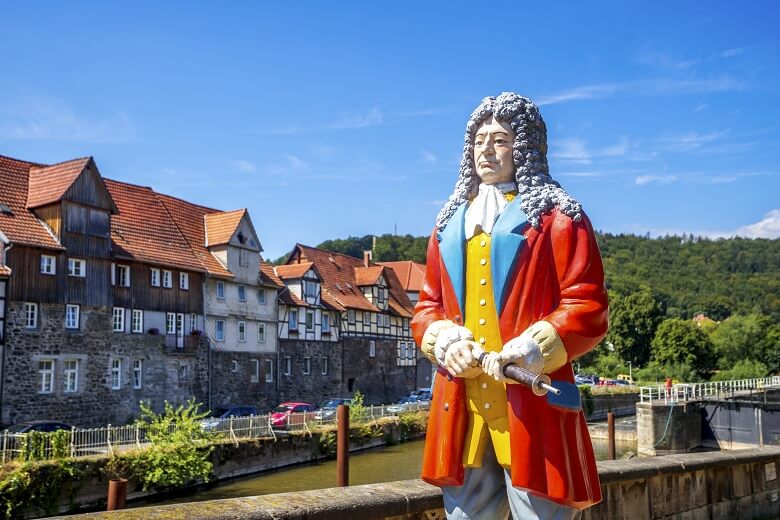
xmin=635 ymin=174 xmax=677 ymax=185
xmin=0 ymin=93 xmax=134 ymax=142
xmin=420 ymin=149 xmax=437 ymax=163
xmin=694 ymin=102 xmax=709 ymax=112
xmin=537 ymin=76 xmax=746 ymax=106
xmin=721 ymin=47 xmax=746 ymax=58
xmin=735 ymin=209 xmax=780 ymax=238
xmin=551 ymin=138 xmax=591 ymax=164
xmin=228 ymin=159 xmax=256 ymax=173
xmin=285 ymin=154 xmax=309 ymax=169
xmin=659 ymin=130 xmax=730 ymax=152
xmin=328 ymin=107 xmax=383 ymax=129
xmin=599 ymin=136 xmax=633 ymax=157
xmin=638 ymin=48 xmax=700 ymax=70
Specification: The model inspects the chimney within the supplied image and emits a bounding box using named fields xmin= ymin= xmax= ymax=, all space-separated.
xmin=363 ymin=250 xmax=372 ymax=267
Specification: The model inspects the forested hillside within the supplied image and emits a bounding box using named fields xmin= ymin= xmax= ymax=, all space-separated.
xmin=274 ymin=232 xmax=779 ymax=379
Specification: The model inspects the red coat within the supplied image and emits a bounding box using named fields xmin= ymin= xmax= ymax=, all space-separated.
xmin=412 ymin=204 xmax=608 ymax=509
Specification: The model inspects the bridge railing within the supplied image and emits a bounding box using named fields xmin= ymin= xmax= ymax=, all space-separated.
xmin=0 ymin=400 xmax=430 ymax=463
xmin=639 ymin=376 xmax=780 ymax=404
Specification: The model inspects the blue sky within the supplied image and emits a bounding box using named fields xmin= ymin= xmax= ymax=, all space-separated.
xmin=1 ymin=1 xmax=779 ymax=260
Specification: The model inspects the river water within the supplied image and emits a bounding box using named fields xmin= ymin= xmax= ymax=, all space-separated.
xmin=158 ymin=437 xmax=636 ymax=506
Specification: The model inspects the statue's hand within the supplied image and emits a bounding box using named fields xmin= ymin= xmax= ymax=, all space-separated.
xmin=483 ymin=332 xmax=543 ymax=383
xmin=433 ymin=325 xmax=474 ymax=365
xmin=443 ymin=340 xmax=482 ymax=378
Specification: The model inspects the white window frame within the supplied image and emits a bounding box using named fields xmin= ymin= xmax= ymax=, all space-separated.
xmin=40 ymin=254 xmax=56 ymax=275
xmin=363 ymin=311 xmax=370 ymax=326
xmin=133 ymin=359 xmax=143 ymax=389
xmin=369 ymin=340 xmax=376 ymax=358
xmin=68 ymin=258 xmax=86 ymax=277
xmin=238 ymin=321 xmax=247 ymax=342
xmin=112 ymin=307 xmax=125 ymax=332
xmin=215 ymin=320 xmax=225 ymax=341
xmin=265 ymin=359 xmax=274 ymax=382
xmin=166 ymin=313 xmax=176 ymax=335
xmin=116 ymin=265 xmax=130 ymax=287
xmin=179 ymin=272 xmax=189 ymax=290
xmin=190 ymin=313 xmax=197 ymax=332
xmin=258 ymin=323 xmax=266 ymax=342
xmin=162 ymin=270 xmax=172 ymax=289
xmin=65 ymin=304 xmax=80 ymax=330
xmin=216 ymin=281 xmax=225 ymax=300
xmin=306 ymin=310 xmax=314 ymax=331
xmin=179 ymin=363 xmax=190 ymax=381
xmin=238 ymin=285 xmax=247 ymax=302
xmin=284 ymin=356 xmax=292 ymax=376
xmin=251 ymin=359 xmax=259 ymax=383
xmin=321 ymin=356 xmax=329 ymax=375
xmin=258 ymin=289 xmax=266 ymax=304
xmin=150 ymin=268 xmax=160 ymax=287
xmin=39 ymin=359 xmax=54 ymax=393
xmin=289 ymin=309 xmax=298 ymax=331
xmin=63 ymin=359 xmax=79 ymax=393
xmin=348 ymin=309 xmax=356 ymax=325
xmin=378 ymin=287 xmax=386 ymax=304
xmin=132 ymin=310 xmax=143 ymax=333
xmin=322 ymin=313 xmax=330 ymax=333
xmin=231 ymin=359 xmax=238 ymax=372
xmin=110 ymin=359 xmax=122 ymax=390
xmin=24 ymin=302 xmax=38 ymax=329
xmin=303 ymin=357 xmax=311 ymax=375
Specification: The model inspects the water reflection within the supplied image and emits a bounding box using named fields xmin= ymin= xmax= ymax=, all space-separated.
xmin=159 ymin=437 xmax=635 ymax=506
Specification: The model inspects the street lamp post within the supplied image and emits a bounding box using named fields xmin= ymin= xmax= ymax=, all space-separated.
xmin=628 ymin=361 xmax=632 ymax=382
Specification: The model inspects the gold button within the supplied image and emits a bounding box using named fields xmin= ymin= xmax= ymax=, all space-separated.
xmin=444 ymin=403 xmax=449 ymax=411
xmin=479 ymin=299 xmax=486 ymax=306
xmin=480 ymin=279 xmax=487 ymax=285
xmin=479 ymin=318 xmax=486 ymax=325
xmin=484 ymin=403 xmax=491 ymax=410
xmin=480 ymin=240 xmax=486 ymax=247
xmin=480 ymin=259 xmax=487 ymax=266
xmin=479 ymin=337 xmax=486 ymax=344
xmin=481 ymin=383 xmax=488 ymax=389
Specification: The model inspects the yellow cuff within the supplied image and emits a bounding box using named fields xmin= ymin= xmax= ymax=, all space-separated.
xmin=526 ymin=320 xmax=567 ymax=373
xmin=420 ymin=320 xmax=456 ymax=362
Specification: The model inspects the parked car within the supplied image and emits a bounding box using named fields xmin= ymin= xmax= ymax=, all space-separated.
xmin=3 ymin=420 xmax=73 ymax=433
xmin=614 ymin=379 xmax=633 ymax=387
xmin=575 ymin=374 xmax=598 ymax=385
xmin=313 ymin=398 xmax=353 ymax=421
xmin=409 ymin=388 xmax=432 ymax=402
xmin=270 ymin=402 xmax=316 ymax=429
xmin=597 ymin=378 xmax=617 ymax=386
xmin=200 ymin=406 xmax=258 ymax=430
xmin=387 ymin=397 xmax=421 ymax=414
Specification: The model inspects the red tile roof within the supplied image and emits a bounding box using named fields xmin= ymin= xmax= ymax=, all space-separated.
xmin=275 ymin=262 xmax=314 ymax=280
xmin=0 ymin=155 xmax=64 ymax=250
xmin=0 ymin=265 xmax=11 ymax=276
xmin=378 ymin=260 xmax=426 ymax=293
xmin=26 ymin=157 xmax=92 ymax=209
xmin=156 ymin=193 xmax=234 ymax=279
xmin=287 ymin=244 xmax=414 ymax=317
xmin=104 ymin=179 xmax=206 ymax=273
xmin=259 ymin=262 xmax=285 ymax=289
xmin=354 ymin=266 xmax=383 ymax=286
xmin=204 ymin=209 xmax=246 ymax=247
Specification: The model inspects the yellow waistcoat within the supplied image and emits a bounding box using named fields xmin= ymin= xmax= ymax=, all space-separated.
xmin=462 ymin=196 xmax=515 ymax=469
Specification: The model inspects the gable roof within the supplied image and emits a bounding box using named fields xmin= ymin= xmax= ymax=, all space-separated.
xmin=104 ymin=179 xmax=206 ymax=272
xmin=259 ymin=262 xmax=285 ymax=289
xmin=26 ymin=157 xmax=92 ymax=209
xmin=0 ymin=265 xmax=11 ymax=277
xmin=287 ymin=244 xmax=414 ymax=317
xmin=378 ymin=260 xmax=426 ymax=293
xmin=0 ymin=155 xmax=64 ymax=250
xmin=156 ymin=193 xmax=234 ymax=279
xmin=204 ymin=209 xmax=246 ymax=247
xmin=275 ymin=262 xmax=316 ymax=280
xmin=354 ymin=266 xmax=383 ymax=286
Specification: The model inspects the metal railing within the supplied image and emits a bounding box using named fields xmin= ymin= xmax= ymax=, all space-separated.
xmin=639 ymin=376 xmax=780 ymax=404
xmin=0 ymin=401 xmax=430 ymax=463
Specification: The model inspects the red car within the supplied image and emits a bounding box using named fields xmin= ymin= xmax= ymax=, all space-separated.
xmin=270 ymin=402 xmax=316 ymax=428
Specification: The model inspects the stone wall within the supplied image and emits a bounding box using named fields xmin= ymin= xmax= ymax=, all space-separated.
xmin=636 ymin=401 xmax=703 ymax=456
xmin=277 ymin=339 xmax=344 ymax=406
xmin=208 ymin=350 xmax=278 ymax=412
xmin=341 ymin=337 xmax=417 ymax=405
xmin=0 ymin=303 xmax=209 ymax=427
xmin=66 ymin=447 xmax=780 ymax=520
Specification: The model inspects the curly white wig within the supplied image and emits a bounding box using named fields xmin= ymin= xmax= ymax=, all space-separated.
xmin=435 ymin=92 xmax=581 ymax=233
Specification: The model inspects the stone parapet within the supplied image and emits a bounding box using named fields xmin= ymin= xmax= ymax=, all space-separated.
xmin=56 ymin=447 xmax=780 ymax=520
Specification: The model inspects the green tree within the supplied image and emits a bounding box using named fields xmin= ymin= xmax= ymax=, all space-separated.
xmin=708 ymin=313 xmax=775 ymax=370
xmin=711 ymin=359 xmax=769 ymax=381
xmin=651 ymin=318 xmax=715 ymax=377
xmin=606 ymin=288 xmax=664 ymax=367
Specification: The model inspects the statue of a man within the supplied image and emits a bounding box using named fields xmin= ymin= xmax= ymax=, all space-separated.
xmin=412 ymin=92 xmax=608 ymax=519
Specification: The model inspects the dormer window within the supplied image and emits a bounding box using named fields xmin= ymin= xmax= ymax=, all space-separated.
xmin=378 ymin=287 xmax=386 ymax=304
xmin=303 ymin=279 xmax=318 ymax=299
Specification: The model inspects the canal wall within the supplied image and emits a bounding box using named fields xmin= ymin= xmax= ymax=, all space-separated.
xmin=59 ymin=447 xmax=780 ymax=520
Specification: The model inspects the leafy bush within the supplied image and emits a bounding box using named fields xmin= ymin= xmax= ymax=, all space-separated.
xmin=711 ymin=359 xmax=769 ymax=381
xmin=349 ymin=390 xmax=368 ymax=423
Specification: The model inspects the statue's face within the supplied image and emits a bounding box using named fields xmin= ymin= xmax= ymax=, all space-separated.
xmin=473 ymin=116 xmax=515 ymax=185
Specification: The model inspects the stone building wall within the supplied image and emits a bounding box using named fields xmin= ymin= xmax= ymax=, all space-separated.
xmin=0 ymin=303 xmax=209 ymax=427
xmin=277 ymin=339 xmax=344 ymax=406
xmin=341 ymin=337 xmax=417 ymax=405
xmin=208 ymin=350 xmax=279 ymax=413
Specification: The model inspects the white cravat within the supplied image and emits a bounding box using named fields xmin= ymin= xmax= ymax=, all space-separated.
xmin=464 ymin=182 xmax=518 ymax=239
